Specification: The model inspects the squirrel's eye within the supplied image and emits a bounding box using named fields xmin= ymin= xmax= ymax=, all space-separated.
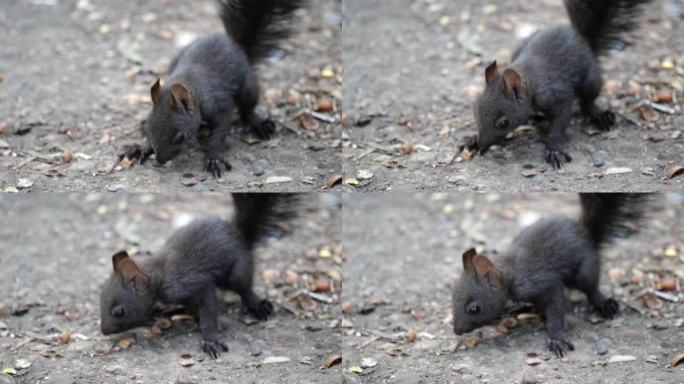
xmin=467 ymin=303 xmax=481 ymax=315
xmin=112 ymin=306 xmax=125 ymax=318
xmin=496 ymin=118 xmax=510 ymax=130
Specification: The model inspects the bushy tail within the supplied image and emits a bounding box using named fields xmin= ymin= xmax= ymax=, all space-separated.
xmin=232 ymin=193 xmax=302 ymax=248
xmin=579 ymin=193 xmax=651 ymax=247
xmin=563 ymin=0 xmax=652 ymax=54
xmin=217 ymin=0 xmax=305 ymax=62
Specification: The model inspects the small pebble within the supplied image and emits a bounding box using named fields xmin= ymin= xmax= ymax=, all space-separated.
xmin=596 ymin=340 xmax=608 ymax=355
xmin=249 ymin=341 xmax=263 ymax=357
xmin=252 ymin=159 xmax=269 ymax=176
xmin=107 ymin=184 xmax=127 ymax=192
xmin=592 ymin=150 xmax=606 ymax=168
xmin=450 ymin=363 xmax=472 ymax=374
xmin=105 ymin=364 xmax=127 ymax=376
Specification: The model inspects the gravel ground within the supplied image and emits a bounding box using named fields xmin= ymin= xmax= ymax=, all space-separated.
xmin=0 ymin=0 xmax=342 ymax=192
xmin=0 ymin=193 xmax=342 ymax=383
xmin=343 ymin=0 xmax=684 ymax=192
xmin=341 ymin=193 xmax=684 ymax=383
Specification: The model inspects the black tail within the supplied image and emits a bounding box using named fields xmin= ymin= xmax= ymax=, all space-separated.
xmin=563 ymin=0 xmax=652 ymax=54
xmin=579 ymin=193 xmax=651 ymax=247
xmin=232 ymin=193 xmax=302 ymax=248
xmin=217 ymin=0 xmax=305 ymax=62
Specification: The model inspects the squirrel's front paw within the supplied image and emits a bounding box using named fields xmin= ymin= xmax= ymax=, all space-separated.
xmin=205 ymin=158 xmax=232 ymax=178
xmin=118 ymin=144 xmax=153 ymax=165
xmin=597 ymin=298 xmax=620 ymax=319
xmin=586 ymin=109 xmax=616 ymax=131
xmin=547 ymin=338 xmax=575 ymax=358
xmin=545 ymin=149 xmax=572 ymax=170
xmin=200 ymin=339 xmax=228 ymax=359
xmin=458 ymin=135 xmax=480 ymax=153
xmin=250 ymin=119 xmax=275 ymax=140
xmin=245 ymin=299 xmax=274 ymax=321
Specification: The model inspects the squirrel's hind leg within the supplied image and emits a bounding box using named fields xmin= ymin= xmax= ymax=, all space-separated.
xmin=579 ymin=66 xmax=616 ymax=131
xmin=237 ymin=72 xmax=275 ymax=140
xmin=573 ymin=253 xmax=620 ymax=319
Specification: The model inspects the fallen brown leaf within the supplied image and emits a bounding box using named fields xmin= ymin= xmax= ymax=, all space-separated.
xmin=323 ymin=354 xmax=342 ymax=368
xmin=340 ymin=300 xmax=353 ymax=314
xmin=671 ymin=352 xmax=684 ymax=367
xmin=324 ymin=175 xmax=342 ymax=189
xmin=404 ymin=329 xmax=417 ymax=343
xmin=665 ymin=165 xmax=684 ymax=180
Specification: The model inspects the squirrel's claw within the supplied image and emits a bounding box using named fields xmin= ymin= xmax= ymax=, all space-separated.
xmin=586 ymin=109 xmax=616 ymax=131
xmin=546 ymin=149 xmax=572 ymax=170
xmin=597 ymin=298 xmax=620 ymax=319
xmin=201 ymin=339 xmax=228 ymax=359
xmin=547 ymin=338 xmax=575 ymax=358
xmin=458 ymin=135 xmax=480 ymax=154
xmin=118 ymin=144 xmax=153 ymax=165
xmin=249 ymin=118 xmax=275 ymax=140
xmin=244 ymin=299 xmax=274 ymax=321
xmin=206 ymin=158 xmax=232 ymax=178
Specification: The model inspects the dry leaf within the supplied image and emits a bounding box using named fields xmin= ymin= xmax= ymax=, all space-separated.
xmin=640 ymin=292 xmax=663 ymax=310
xmin=58 ymin=330 xmax=71 ymax=345
xmin=300 ymin=115 xmax=320 ymax=131
xmin=608 ymin=355 xmax=636 ymax=363
xmin=400 ymin=141 xmax=413 ymax=155
xmin=638 ymin=105 xmax=659 ymax=122
xmin=670 ymin=352 xmax=684 ymax=367
xmin=117 ymin=336 xmax=135 ymax=349
xmin=521 ymin=164 xmax=537 ymax=177
xmin=525 ymin=352 xmax=542 ymax=366
xmin=263 ymin=356 xmax=291 ymax=364
xmin=605 ymin=167 xmax=633 ymax=175
xmin=653 ymin=91 xmax=673 ymax=104
xmin=297 ymin=294 xmax=318 ymax=312
xmin=178 ymin=353 xmax=196 ymax=367
xmin=665 ymin=165 xmax=684 ymax=180
xmin=323 ymin=354 xmax=342 ymax=368
xmin=404 ymin=329 xmax=417 ymax=343
xmin=315 ymin=98 xmax=334 ymax=112
xmin=340 ymin=300 xmax=353 ymax=314
xmin=324 ymin=175 xmax=342 ymax=189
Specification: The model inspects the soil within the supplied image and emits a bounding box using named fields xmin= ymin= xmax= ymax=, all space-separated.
xmin=341 ymin=193 xmax=684 ymax=383
xmin=0 ymin=193 xmax=342 ymax=383
xmin=0 ymin=0 xmax=342 ymax=193
xmin=343 ymin=0 xmax=684 ymax=192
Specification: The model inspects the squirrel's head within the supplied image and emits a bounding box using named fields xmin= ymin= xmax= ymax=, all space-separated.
xmin=144 ymin=79 xmax=201 ymax=165
xmin=474 ymin=62 xmax=531 ymax=154
xmin=100 ymin=251 xmax=157 ymax=335
xmin=451 ymin=248 xmax=507 ymax=335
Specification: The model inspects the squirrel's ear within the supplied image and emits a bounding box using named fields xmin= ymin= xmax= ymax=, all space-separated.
xmin=484 ymin=61 xmax=498 ymax=85
xmin=150 ymin=78 xmax=162 ymax=104
xmin=502 ymin=68 xmax=523 ymax=101
xmin=112 ymin=251 xmax=147 ymax=288
xmin=462 ymin=248 xmax=477 ymax=270
xmin=472 ymin=254 xmax=496 ymax=276
xmin=112 ymin=250 xmax=130 ymax=271
xmin=170 ymin=83 xmax=194 ymax=113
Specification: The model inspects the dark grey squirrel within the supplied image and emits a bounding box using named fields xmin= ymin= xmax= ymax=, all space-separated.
xmin=100 ymin=193 xmax=301 ymax=358
xmin=464 ymin=0 xmax=652 ymax=169
xmin=119 ymin=0 xmax=305 ymax=178
xmin=451 ymin=193 xmax=651 ymax=357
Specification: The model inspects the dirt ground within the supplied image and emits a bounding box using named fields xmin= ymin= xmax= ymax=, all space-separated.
xmin=0 ymin=193 xmax=342 ymax=383
xmin=341 ymin=193 xmax=684 ymax=383
xmin=343 ymin=0 xmax=684 ymax=192
xmin=0 ymin=0 xmax=341 ymax=193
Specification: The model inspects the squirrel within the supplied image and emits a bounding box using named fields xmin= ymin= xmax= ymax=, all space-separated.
xmin=451 ymin=193 xmax=650 ymax=357
xmin=100 ymin=193 xmax=301 ymax=358
xmin=119 ymin=0 xmax=305 ymax=178
xmin=464 ymin=0 xmax=652 ymax=169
